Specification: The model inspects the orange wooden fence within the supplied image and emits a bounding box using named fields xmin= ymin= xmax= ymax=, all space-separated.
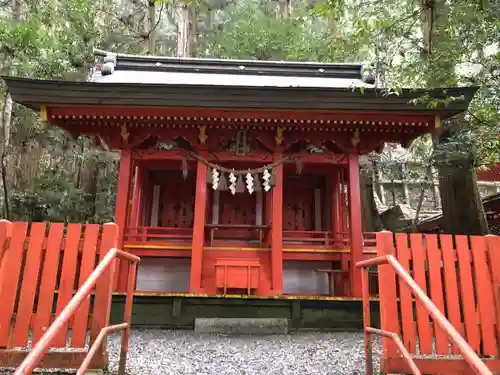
xmin=0 ymin=221 xmax=118 ymax=369
xmin=377 ymin=231 xmax=500 ymax=375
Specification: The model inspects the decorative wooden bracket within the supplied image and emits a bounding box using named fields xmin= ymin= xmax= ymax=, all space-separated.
xmin=435 ymin=115 xmax=441 ymax=129
xmin=120 ymin=124 xmax=130 ymax=144
xmin=40 ymin=105 xmax=48 ymax=122
xmin=198 ymin=126 xmax=208 ymax=144
xmin=275 ymin=126 xmax=284 ymax=145
xmin=351 ymin=129 xmax=360 ymax=148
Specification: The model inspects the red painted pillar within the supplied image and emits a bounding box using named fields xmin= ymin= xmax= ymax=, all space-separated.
xmin=190 ymin=160 xmax=207 ymax=293
xmin=114 ymin=149 xmax=133 ymax=292
xmin=331 ymin=171 xmax=342 ymax=247
xmin=142 ymin=173 xmax=153 ymax=228
xmin=136 ymin=168 xmax=145 ymax=227
xmin=348 ymin=153 xmax=363 ymax=297
xmin=271 ymin=154 xmax=284 ymax=294
xmin=128 ymin=166 xmax=141 ymax=232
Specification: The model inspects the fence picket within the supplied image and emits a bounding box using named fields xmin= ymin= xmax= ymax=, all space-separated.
xmin=485 ymin=235 xmax=500 ymax=353
xmin=426 ymin=234 xmax=448 ymax=354
xmin=409 ymin=233 xmax=433 ymax=354
xmin=376 ymin=231 xmax=400 ymax=358
xmin=52 ymin=224 xmax=82 ymax=347
xmin=455 ymin=235 xmax=481 ymax=352
xmin=395 ymin=233 xmax=416 ymax=352
xmin=12 ymin=223 xmax=46 ymax=347
xmin=0 ymin=222 xmax=28 ymax=348
xmin=71 ymin=225 xmax=100 ymax=348
xmin=90 ymin=223 xmax=118 ymax=344
xmin=32 ymin=223 xmax=64 ymax=344
xmin=470 ymin=236 xmax=497 ymax=356
xmin=440 ymin=235 xmax=462 ymax=354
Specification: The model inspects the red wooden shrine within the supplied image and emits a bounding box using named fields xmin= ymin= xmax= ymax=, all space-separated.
xmin=3 ymin=50 xmax=477 ymax=299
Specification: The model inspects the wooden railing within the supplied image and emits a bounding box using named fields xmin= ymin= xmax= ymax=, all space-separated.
xmin=205 ymin=224 xmax=269 ymax=246
xmin=125 ymin=226 xmax=192 ymax=242
xmin=14 ymin=248 xmax=141 ymax=375
xmin=356 ymin=251 xmax=492 ymax=375
xmin=124 ymin=225 xmax=378 ymax=252
xmin=282 ymin=230 xmax=332 ymax=245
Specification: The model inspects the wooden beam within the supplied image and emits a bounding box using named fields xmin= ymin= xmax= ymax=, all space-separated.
xmin=134 ymin=150 xmax=348 ymax=165
xmin=114 ymin=150 xmax=133 ymax=292
xmin=190 ymin=160 xmax=208 ymax=292
xmin=48 ymin=104 xmax=435 ymax=124
xmin=128 ymin=166 xmax=141 ymax=231
xmin=271 ymin=153 xmax=284 ymax=294
xmin=331 ymin=171 xmax=342 ymax=247
xmin=348 ymin=153 xmax=363 ymax=297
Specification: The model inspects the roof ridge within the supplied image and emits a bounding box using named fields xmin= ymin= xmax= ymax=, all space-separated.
xmin=93 ymin=49 xmax=375 ymax=83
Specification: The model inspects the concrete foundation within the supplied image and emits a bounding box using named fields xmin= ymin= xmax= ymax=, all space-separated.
xmin=194 ymin=318 xmax=289 ymax=334
xmin=110 ymin=295 xmax=380 ymax=331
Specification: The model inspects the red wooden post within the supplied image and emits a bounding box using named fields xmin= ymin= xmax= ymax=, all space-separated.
xmin=485 ymin=235 xmax=500 ymax=352
xmin=0 ymin=219 xmax=12 ymax=296
xmin=190 ymin=160 xmax=207 ymax=293
xmin=376 ymin=231 xmax=400 ymax=360
xmin=142 ymin=173 xmax=153 ymax=227
xmin=128 ymin=165 xmax=140 ymax=233
xmin=348 ymin=153 xmax=363 ymax=297
xmin=271 ymin=154 xmax=284 ymax=294
xmin=136 ymin=168 xmax=145 ymax=227
xmin=331 ymin=171 xmax=342 ymax=247
xmin=115 ymin=149 xmax=133 ymax=292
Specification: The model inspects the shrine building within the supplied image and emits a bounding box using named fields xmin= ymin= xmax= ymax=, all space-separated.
xmin=2 ymin=51 xmax=477 ymax=299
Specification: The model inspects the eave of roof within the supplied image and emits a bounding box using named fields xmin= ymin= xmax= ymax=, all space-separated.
xmin=1 ymin=75 xmax=479 ymax=118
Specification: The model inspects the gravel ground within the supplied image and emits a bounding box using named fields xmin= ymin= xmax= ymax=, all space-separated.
xmin=106 ymin=329 xmax=381 ymax=375
xmin=0 ymin=329 xmax=381 ymax=375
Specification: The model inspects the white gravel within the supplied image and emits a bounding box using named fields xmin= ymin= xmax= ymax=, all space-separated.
xmin=0 ymin=330 xmax=381 ymax=374
xmin=106 ymin=329 xmax=381 ymax=375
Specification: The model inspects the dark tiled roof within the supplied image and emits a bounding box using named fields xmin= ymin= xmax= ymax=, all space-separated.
xmin=93 ymin=49 xmax=372 ymax=79
xmin=90 ymin=49 xmax=374 ymax=88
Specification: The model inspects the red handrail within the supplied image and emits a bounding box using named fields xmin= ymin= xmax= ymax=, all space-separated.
xmin=364 ymin=327 xmax=421 ymax=375
xmin=356 ymin=255 xmax=493 ymax=375
xmin=14 ymin=248 xmax=141 ymax=375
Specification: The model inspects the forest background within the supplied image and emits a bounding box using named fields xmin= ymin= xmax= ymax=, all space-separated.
xmin=0 ymin=0 xmax=498 ymax=234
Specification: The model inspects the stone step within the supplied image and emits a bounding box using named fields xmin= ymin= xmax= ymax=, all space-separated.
xmin=194 ymin=318 xmax=288 ymax=334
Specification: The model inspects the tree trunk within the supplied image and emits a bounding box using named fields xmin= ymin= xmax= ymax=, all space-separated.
xmin=0 ymin=91 xmax=12 ymax=219
xmin=360 ymin=170 xmax=383 ymax=232
xmin=436 ymin=135 xmax=488 ymax=235
xmin=418 ymin=0 xmax=487 ymax=235
xmin=275 ymin=0 xmax=292 ymax=19
xmin=142 ymin=0 xmax=156 ymax=55
xmin=1 ymin=0 xmax=24 ymax=219
xmin=176 ymin=2 xmax=196 ymax=58
xmin=419 ymin=0 xmax=434 ymax=56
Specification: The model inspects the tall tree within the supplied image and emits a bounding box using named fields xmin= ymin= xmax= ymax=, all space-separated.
xmin=319 ymin=0 xmax=499 ymax=234
xmin=176 ymin=0 xmax=197 ymax=57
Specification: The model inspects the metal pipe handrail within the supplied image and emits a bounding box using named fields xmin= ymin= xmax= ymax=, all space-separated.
xmin=77 ymin=323 xmax=128 ymax=375
xmin=14 ymin=248 xmax=141 ymax=375
xmin=356 ymin=254 xmax=493 ymax=375
xmin=365 ymin=327 xmax=421 ymax=375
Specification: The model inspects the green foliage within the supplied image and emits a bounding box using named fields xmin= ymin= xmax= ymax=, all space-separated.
xmin=200 ymin=0 xmax=354 ymax=62
xmin=318 ymin=0 xmax=499 ymax=167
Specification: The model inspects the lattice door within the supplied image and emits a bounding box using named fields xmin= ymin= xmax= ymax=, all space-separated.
xmin=219 ymin=191 xmax=256 ymax=225
xmin=283 ymin=184 xmax=314 ymax=231
xmin=159 ymin=175 xmax=195 ymax=228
